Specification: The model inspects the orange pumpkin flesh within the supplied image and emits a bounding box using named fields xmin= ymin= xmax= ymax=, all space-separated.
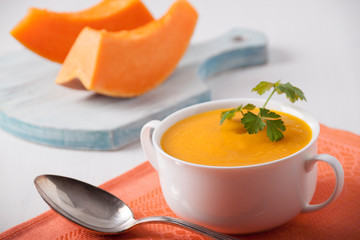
xmin=56 ymin=0 xmax=198 ymax=97
xmin=10 ymin=0 xmax=154 ymax=63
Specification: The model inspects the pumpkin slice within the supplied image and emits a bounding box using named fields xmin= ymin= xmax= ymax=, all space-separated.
xmin=10 ymin=0 xmax=154 ymax=63
xmin=56 ymin=0 xmax=198 ymax=97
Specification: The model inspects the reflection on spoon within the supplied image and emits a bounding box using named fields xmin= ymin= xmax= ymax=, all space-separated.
xmin=34 ymin=175 xmax=239 ymax=240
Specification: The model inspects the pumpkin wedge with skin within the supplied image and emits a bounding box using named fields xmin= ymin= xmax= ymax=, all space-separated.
xmin=56 ymin=0 xmax=198 ymax=97
xmin=11 ymin=0 xmax=154 ymax=63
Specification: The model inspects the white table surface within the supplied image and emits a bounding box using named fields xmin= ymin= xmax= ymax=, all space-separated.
xmin=1 ymin=0 xmax=359 ymax=233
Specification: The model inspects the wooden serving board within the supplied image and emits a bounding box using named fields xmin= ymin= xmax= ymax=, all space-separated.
xmin=0 ymin=29 xmax=267 ymax=150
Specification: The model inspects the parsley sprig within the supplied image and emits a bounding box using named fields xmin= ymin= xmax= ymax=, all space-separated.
xmin=220 ymin=81 xmax=306 ymax=141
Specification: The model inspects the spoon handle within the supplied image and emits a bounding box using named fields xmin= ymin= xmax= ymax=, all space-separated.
xmin=136 ymin=216 xmax=239 ymax=240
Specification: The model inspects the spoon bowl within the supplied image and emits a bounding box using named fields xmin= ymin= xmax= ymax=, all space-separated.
xmin=34 ymin=175 xmax=238 ymax=240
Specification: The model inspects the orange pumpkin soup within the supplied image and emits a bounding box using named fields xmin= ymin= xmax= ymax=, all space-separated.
xmin=161 ymin=109 xmax=312 ymax=166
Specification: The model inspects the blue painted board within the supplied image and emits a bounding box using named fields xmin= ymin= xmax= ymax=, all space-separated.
xmin=0 ymin=29 xmax=267 ymax=150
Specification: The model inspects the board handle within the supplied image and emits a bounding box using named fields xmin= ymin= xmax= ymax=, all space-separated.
xmin=180 ymin=29 xmax=267 ymax=79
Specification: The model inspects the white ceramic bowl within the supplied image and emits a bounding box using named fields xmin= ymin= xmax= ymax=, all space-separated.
xmin=141 ymin=98 xmax=344 ymax=234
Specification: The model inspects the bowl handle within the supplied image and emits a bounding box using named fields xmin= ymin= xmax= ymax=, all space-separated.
xmin=301 ymin=154 xmax=344 ymax=213
xmin=140 ymin=120 xmax=162 ymax=171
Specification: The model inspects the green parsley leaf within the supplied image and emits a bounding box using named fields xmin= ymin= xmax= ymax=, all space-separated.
xmin=259 ymin=108 xmax=281 ymax=119
xmin=260 ymin=108 xmax=285 ymax=141
xmin=276 ymin=82 xmax=306 ymax=103
xmin=252 ymin=81 xmax=274 ymax=95
xmin=219 ymin=80 xmax=306 ymax=142
xmin=243 ymin=103 xmax=256 ymax=110
xmin=220 ymin=110 xmax=235 ymax=125
xmin=241 ymin=111 xmax=266 ymax=134
xmin=265 ymin=119 xmax=286 ymax=141
xmin=220 ymin=104 xmax=256 ymax=125
xmin=220 ymin=105 xmax=242 ymax=125
xmin=241 ymin=108 xmax=285 ymax=141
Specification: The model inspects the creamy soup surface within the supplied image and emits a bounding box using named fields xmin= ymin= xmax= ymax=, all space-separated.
xmin=161 ymin=109 xmax=312 ymax=167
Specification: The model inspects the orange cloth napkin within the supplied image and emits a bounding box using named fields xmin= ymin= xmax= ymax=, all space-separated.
xmin=1 ymin=124 xmax=359 ymax=240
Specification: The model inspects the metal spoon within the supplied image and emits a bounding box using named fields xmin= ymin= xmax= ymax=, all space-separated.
xmin=34 ymin=175 xmax=239 ymax=240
